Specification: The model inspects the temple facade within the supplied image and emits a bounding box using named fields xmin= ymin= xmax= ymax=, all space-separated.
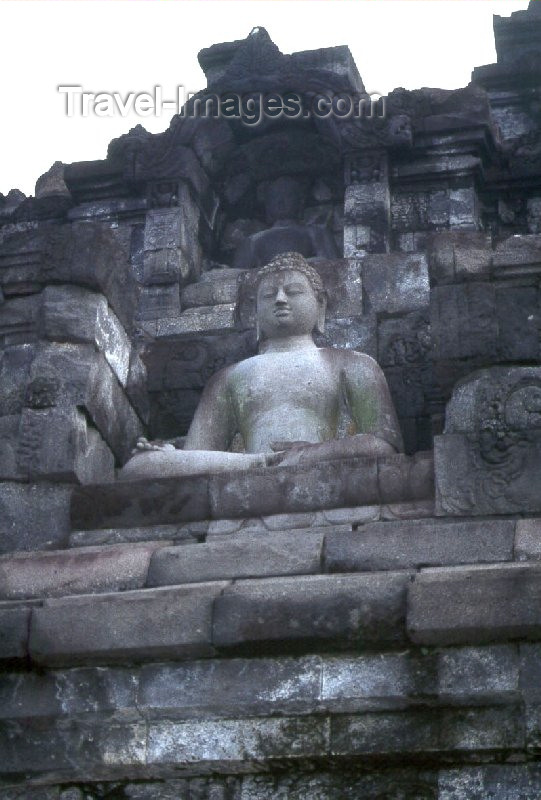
xmin=1 ymin=4 xmax=541 ymax=797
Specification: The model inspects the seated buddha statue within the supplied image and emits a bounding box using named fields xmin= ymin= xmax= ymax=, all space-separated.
xmin=119 ymin=252 xmax=403 ymax=481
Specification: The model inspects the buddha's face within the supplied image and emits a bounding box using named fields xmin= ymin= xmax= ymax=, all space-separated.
xmin=256 ymin=269 xmax=322 ymax=340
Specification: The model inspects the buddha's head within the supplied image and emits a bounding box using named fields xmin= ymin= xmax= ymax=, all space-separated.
xmin=255 ymin=252 xmax=326 ymax=342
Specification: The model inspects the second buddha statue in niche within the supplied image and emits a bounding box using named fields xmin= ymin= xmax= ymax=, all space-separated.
xmin=119 ymin=252 xmax=403 ymax=480
xmin=232 ymin=176 xmax=339 ymax=268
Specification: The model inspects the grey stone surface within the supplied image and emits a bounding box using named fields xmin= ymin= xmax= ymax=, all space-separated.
xmin=438 ymin=644 xmax=519 ymax=701
xmin=0 ymin=414 xmax=23 ymax=479
xmin=241 ymin=771 xmax=438 ymax=800
xmin=181 ymin=270 xmax=240 ymax=309
xmin=69 ymin=522 xmax=203 ymax=548
xmin=29 ymin=582 xmax=229 ymax=665
xmin=213 ymin=572 xmax=411 ymax=651
xmin=71 ymin=473 xmax=211 ymax=531
xmin=147 ymin=532 xmax=324 ymax=586
xmin=431 ymin=282 xmax=498 ymax=362
xmin=41 ymin=285 xmax=131 ymax=386
xmin=17 ymin=406 xmax=115 ymax=484
xmin=0 ymin=481 xmax=72 ymax=554
xmin=320 ymin=651 xmax=437 ymax=710
xmin=0 ymin=664 xmax=138 ymax=720
xmin=0 ymin=603 xmax=30 ymax=660
xmin=139 ymin=656 xmax=322 ymax=719
xmin=330 ymin=704 xmax=523 ymax=756
xmin=515 ymin=518 xmax=541 ymax=561
xmin=26 ymin=342 xmax=143 ymax=464
xmin=149 ymin=303 xmax=237 ymax=337
xmin=426 ymin=230 xmax=492 ymax=285
xmin=362 ymin=252 xmax=430 ymax=314
xmin=439 ymin=765 xmax=541 ymax=799
xmin=408 ymin=564 xmax=541 ymax=646
xmin=324 ymin=519 xmax=514 ymax=572
xmin=73 ymin=452 xmax=433 ymax=531
xmin=0 ymin=541 xmax=168 ymax=600
xmin=145 ymin=716 xmax=329 ymax=767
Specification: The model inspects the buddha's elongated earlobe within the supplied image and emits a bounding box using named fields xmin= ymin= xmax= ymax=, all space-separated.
xmin=316 ymin=295 xmax=327 ymax=335
xmin=255 ymin=307 xmax=262 ymax=343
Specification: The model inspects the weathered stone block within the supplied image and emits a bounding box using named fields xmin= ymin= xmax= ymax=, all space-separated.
xmin=426 ymin=230 xmax=492 ymax=285
xmin=0 ymin=541 xmax=167 ymax=600
xmin=438 ymin=644 xmax=519 ymax=701
xmin=26 ymin=342 xmax=143 ymax=463
xmin=439 ymin=765 xmax=541 ymax=800
xmin=0 ymin=293 xmax=40 ymax=345
xmin=0 ymin=603 xmax=30 ymax=660
xmin=139 ymin=656 xmax=322 ymax=719
xmin=324 ymin=519 xmax=514 ymax=573
xmin=515 ymin=519 xmax=541 ymax=561
xmin=330 ymin=705 xmax=523 ymax=756
xmin=17 ymin=406 xmax=114 ymax=484
xmin=0 ymin=664 xmax=138 ymax=720
xmin=181 ymin=270 xmax=240 ymax=309
xmin=73 ymin=454 xmax=432 ymax=531
xmin=0 ymin=414 xmax=23 ymax=479
xmin=0 ymin=481 xmax=72 ymax=554
xmin=496 ymin=285 xmax=540 ymax=362
xmin=41 ymin=285 xmax=131 ymax=386
xmin=0 ymin=343 xmax=36 ymax=416
xmin=408 ymin=564 xmax=541 ymax=646
xmin=492 ymin=234 xmax=541 ymax=273
xmin=431 ymin=282 xmax=498 ymax=361
xmin=208 ymin=458 xmax=379 ymax=520
xmin=147 ymin=532 xmax=324 ymax=586
xmin=241 ymin=770 xmax=438 ymax=800
xmin=362 ymin=253 xmax=429 ymax=314
xmin=213 ymin=572 xmax=411 ymax=651
xmin=137 ymin=283 xmax=181 ymax=321
xmin=153 ymin=304 xmax=237 ymax=337
xmin=29 ymin=582 xmax=229 ymax=665
xmin=69 ymin=522 xmax=202 ymax=548
xmin=71 ymin=474 xmax=211 ymax=531
xmin=321 ymin=651 xmax=437 ymax=710
xmin=0 ymin=716 xmax=147 ymax=778
xmin=146 ymin=716 xmax=328 ymax=767
xmin=315 ymin=314 xmax=377 ymax=357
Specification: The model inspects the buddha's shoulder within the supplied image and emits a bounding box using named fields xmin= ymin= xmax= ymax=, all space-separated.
xmin=318 ymin=347 xmax=381 ymax=373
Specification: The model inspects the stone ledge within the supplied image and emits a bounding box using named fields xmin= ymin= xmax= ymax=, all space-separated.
xmin=6 ymin=765 xmax=541 ymax=798
xmin=0 ymin=707 xmax=528 ymax=783
xmin=408 ymin=563 xmax=541 ymax=646
xmin=71 ymin=451 xmax=434 ymax=531
xmin=5 ymin=546 xmax=541 ymax=667
xmin=0 ymin=541 xmax=169 ymax=600
xmin=324 ymin=519 xmax=515 ymax=573
xmin=0 ymin=645 xmax=524 ymax=723
xmin=213 ymin=572 xmax=412 ymax=653
xmin=0 ymin=515 xmax=525 ymax=603
xmin=28 ymin=582 xmax=230 ymax=666
xmin=147 ymin=532 xmax=324 ymax=587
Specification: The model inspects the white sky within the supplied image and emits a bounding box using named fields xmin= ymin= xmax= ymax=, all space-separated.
xmin=0 ymin=0 xmax=529 ymax=197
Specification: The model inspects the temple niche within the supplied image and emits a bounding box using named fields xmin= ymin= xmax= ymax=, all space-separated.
xmin=1 ymin=6 xmax=541 ymax=798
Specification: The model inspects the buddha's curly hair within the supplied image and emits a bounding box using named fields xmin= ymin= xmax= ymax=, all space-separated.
xmin=255 ymin=252 xmax=325 ymax=298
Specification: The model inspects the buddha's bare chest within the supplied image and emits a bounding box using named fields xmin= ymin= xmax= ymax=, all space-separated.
xmin=229 ymin=353 xmax=339 ymax=417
